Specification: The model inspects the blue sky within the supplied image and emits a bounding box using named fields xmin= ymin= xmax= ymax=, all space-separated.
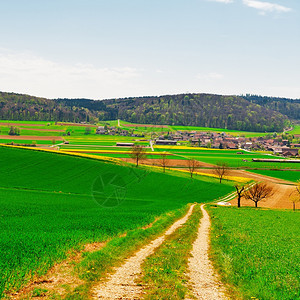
xmin=0 ymin=0 xmax=299 ymax=99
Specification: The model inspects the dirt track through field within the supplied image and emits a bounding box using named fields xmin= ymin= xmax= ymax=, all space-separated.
xmin=186 ymin=204 xmax=228 ymax=300
xmin=93 ymin=204 xmax=195 ymax=299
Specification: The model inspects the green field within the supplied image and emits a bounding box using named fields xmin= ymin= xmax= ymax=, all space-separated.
xmin=250 ymin=169 xmax=300 ymax=182
xmin=208 ymin=205 xmax=300 ymax=300
xmin=289 ymin=124 xmax=300 ymax=135
xmin=157 ymin=147 xmax=300 ymax=170
xmin=0 ymin=146 xmax=234 ymax=297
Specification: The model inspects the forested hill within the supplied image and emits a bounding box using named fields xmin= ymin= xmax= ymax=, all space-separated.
xmin=0 ymin=92 xmax=112 ymax=123
xmin=103 ymin=94 xmax=289 ymax=132
xmin=0 ymin=91 xmax=297 ymax=132
xmin=241 ymin=94 xmax=300 ymax=120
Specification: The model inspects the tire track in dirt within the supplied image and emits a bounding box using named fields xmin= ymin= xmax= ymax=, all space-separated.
xmin=186 ymin=204 xmax=228 ymax=300
xmin=93 ymin=204 xmax=195 ymax=299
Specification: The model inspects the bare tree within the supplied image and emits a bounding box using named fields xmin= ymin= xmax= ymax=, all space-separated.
xmin=244 ymin=182 xmax=273 ymax=208
xmin=160 ymin=152 xmax=169 ymax=173
xmin=290 ymin=181 xmax=300 ymax=211
xmin=234 ymin=184 xmax=245 ymax=208
xmin=213 ymin=162 xmax=230 ymax=183
xmin=187 ymin=159 xmax=200 ymax=178
xmin=130 ymin=144 xmax=147 ymax=167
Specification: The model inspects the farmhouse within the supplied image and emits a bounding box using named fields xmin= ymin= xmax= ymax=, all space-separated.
xmin=116 ymin=142 xmax=134 ymax=147
xmin=155 ymin=140 xmax=177 ymax=145
xmin=282 ymin=148 xmax=298 ymax=157
xmin=96 ymin=126 xmax=106 ymax=134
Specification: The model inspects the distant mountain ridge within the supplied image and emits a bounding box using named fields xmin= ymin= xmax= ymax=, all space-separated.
xmin=1 ymin=91 xmax=299 ymax=132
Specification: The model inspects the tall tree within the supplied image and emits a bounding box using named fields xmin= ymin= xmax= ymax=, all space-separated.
xmin=244 ymin=182 xmax=273 ymax=208
xmin=235 ymin=184 xmax=245 ymax=208
xmin=130 ymin=144 xmax=147 ymax=167
xmin=187 ymin=159 xmax=200 ymax=178
xmin=213 ymin=162 xmax=230 ymax=183
xmin=160 ymin=152 xmax=169 ymax=173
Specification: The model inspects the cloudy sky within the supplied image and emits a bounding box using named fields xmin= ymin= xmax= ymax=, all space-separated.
xmin=0 ymin=0 xmax=299 ymax=99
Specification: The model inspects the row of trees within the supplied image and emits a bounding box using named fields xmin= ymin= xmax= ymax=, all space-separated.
xmin=129 ymin=145 xmax=300 ymax=209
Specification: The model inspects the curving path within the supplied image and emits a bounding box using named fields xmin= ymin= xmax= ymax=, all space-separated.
xmin=186 ymin=204 xmax=228 ymax=300
xmin=93 ymin=204 xmax=195 ymax=299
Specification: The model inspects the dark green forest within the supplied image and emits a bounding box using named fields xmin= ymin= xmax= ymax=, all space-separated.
xmin=242 ymin=94 xmax=300 ymax=120
xmin=104 ymin=94 xmax=290 ymax=132
xmin=0 ymin=91 xmax=298 ymax=132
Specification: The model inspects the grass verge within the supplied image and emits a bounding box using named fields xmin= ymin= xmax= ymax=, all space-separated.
xmin=63 ymin=204 xmax=192 ymax=299
xmin=207 ymin=205 xmax=300 ymax=300
xmin=139 ymin=204 xmax=202 ymax=299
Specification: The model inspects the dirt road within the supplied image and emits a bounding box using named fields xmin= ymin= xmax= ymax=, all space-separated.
xmin=93 ymin=204 xmax=195 ymax=299
xmin=186 ymin=204 xmax=228 ymax=300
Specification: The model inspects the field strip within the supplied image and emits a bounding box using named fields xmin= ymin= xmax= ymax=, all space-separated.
xmin=186 ymin=204 xmax=228 ymax=300
xmin=93 ymin=204 xmax=195 ymax=299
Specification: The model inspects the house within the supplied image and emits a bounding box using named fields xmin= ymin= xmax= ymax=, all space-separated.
xmin=282 ymin=148 xmax=298 ymax=157
xmin=96 ymin=126 xmax=106 ymax=135
xmin=155 ymin=140 xmax=177 ymax=145
xmin=116 ymin=142 xmax=134 ymax=147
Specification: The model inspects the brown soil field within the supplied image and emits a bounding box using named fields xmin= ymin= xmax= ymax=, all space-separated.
xmin=0 ymin=135 xmax=64 ymax=140
xmin=122 ymin=157 xmax=296 ymax=209
xmin=21 ymin=128 xmax=65 ymax=132
xmin=123 ymin=123 xmax=169 ymax=128
xmin=120 ymin=157 xmax=208 ymax=167
xmin=0 ymin=123 xmax=45 ymax=127
xmin=56 ymin=122 xmax=97 ymax=127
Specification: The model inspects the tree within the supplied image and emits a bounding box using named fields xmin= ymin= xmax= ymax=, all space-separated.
xmin=213 ymin=162 xmax=230 ymax=183
xmin=187 ymin=159 xmax=200 ymax=178
xmin=160 ymin=152 xmax=169 ymax=173
xmin=130 ymin=144 xmax=147 ymax=167
xmin=290 ymin=181 xmax=300 ymax=211
xmin=235 ymin=184 xmax=245 ymax=208
xmin=243 ymin=182 xmax=273 ymax=208
xmin=84 ymin=127 xmax=91 ymax=135
xmin=8 ymin=126 xmax=20 ymax=136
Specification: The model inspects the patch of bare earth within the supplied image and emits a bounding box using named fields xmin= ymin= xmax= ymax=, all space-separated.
xmin=10 ymin=242 xmax=106 ymax=300
xmin=186 ymin=204 xmax=228 ymax=300
xmin=93 ymin=204 xmax=195 ymax=300
xmin=0 ymin=135 xmax=64 ymax=140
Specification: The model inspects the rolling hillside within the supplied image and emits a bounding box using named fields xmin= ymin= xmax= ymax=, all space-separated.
xmin=1 ymin=91 xmax=299 ymax=132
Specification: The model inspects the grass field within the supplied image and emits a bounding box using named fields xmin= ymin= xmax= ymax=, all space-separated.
xmin=208 ymin=205 xmax=300 ymax=300
xmin=289 ymin=125 xmax=300 ymax=135
xmin=250 ymin=169 xmax=300 ymax=182
xmin=170 ymin=125 xmax=270 ymax=137
xmin=0 ymin=146 xmax=234 ymax=297
xmin=155 ymin=147 xmax=300 ymax=170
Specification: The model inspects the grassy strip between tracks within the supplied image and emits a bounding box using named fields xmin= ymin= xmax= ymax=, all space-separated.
xmin=139 ymin=204 xmax=202 ymax=300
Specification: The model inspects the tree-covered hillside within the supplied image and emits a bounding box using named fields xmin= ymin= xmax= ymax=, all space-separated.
xmin=104 ymin=94 xmax=289 ymax=132
xmin=0 ymin=91 xmax=296 ymax=132
xmin=0 ymin=92 xmax=110 ymax=123
xmin=241 ymin=94 xmax=300 ymax=120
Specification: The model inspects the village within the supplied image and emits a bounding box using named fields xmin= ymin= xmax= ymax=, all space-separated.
xmin=95 ymin=125 xmax=300 ymax=157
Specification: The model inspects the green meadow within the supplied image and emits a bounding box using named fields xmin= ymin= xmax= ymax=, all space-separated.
xmin=208 ymin=206 xmax=300 ymax=300
xmin=0 ymin=146 xmax=233 ymax=297
xmin=157 ymin=147 xmax=300 ymax=171
xmin=250 ymin=169 xmax=300 ymax=182
xmin=289 ymin=124 xmax=300 ymax=135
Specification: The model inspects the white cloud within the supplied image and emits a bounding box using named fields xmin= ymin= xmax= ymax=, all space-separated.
xmin=243 ymin=0 xmax=291 ymax=14
xmin=196 ymin=72 xmax=224 ymax=80
xmin=0 ymin=49 xmax=140 ymax=99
